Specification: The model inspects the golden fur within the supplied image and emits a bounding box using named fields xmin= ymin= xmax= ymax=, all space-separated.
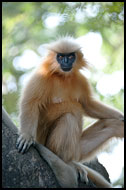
xmin=18 ymin=37 xmax=124 ymax=187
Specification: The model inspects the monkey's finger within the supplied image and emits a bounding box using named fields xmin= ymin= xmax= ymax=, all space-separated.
xmin=16 ymin=136 xmax=25 ymax=150
xmin=20 ymin=141 xmax=29 ymax=154
xmin=16 ymin=139 xmax=26 ymax=153
xmin=21 ymin=140 xmax=34 ymax=154
xmin=16 ymin=135 xmax=24 ymax=148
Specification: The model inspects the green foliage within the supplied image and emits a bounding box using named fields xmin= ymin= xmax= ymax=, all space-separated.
xmin=2 ymin=2 xmax=124 ymax=117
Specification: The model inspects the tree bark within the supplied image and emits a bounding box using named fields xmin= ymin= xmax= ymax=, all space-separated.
xmin=2 ymin=107 xmax=110 ymax=188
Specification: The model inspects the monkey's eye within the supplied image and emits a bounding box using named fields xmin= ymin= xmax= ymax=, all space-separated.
xmin=68 ymin=55 xmax=73 ymax=59
xmin=59 ymin=55 xmax=63 ymax=59
xmin=59 ymin=56 xmax=63 ymax=59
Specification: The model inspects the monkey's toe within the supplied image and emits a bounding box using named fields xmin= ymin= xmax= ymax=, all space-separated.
xmin=77 ymin=167 xmax=88 ymax=184
xmin=70 ymin=161 xmax=88 ymax=185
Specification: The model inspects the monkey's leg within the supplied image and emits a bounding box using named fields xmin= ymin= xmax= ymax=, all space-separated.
xmin=69 ymin=161 xmax=112 ymax=188
xmin=83 ymin=99 xmax=124 ymax=121
xmin=46 ymin=113 xmax=89 ymax=184
xmin=46 ymin=113 xmax=82 ymax=163
xmin=77 ymin=118 xmax=124 ymax=187
xmin=79 ymin=118 xmax=124 ymax=161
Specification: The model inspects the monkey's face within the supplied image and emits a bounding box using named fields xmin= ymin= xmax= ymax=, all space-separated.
xmin=56 ymin=52 xmax=76 ymax=72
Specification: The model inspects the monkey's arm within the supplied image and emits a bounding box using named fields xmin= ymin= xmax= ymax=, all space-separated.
xmin=16 ymin=101 xmax=39 ymax=153
xmin=82 ymin=98 xmax=124 ymax=120
xmin=80 ymin=118 xmax=124 ymax=161
xmin=16 ymin=73 xmax=45 ymax=153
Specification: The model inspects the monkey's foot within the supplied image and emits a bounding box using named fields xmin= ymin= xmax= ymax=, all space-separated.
xmin=16 ymin=134 xmax=35 ymax=154
xmin=69 ymin=161 xmax=88 ymax=184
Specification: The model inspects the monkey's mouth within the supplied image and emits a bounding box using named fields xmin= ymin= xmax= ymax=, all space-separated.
xmin=61 ymin=67 xmax=72 ymax=72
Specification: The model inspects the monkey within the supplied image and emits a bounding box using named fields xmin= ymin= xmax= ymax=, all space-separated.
xmin=16 ymin=36 xmax=124 ymax=188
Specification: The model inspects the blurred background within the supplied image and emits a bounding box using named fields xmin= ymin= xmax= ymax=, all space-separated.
xmin=2 ymin=2 xmax=124 ymax=188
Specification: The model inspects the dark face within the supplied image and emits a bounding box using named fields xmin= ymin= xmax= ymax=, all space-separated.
xmin=56 ymin=52 xmax=76 ymax=72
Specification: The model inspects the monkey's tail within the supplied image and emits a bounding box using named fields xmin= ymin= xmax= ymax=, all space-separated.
xmin=83 ymin=165 xmax=112 ymax=188
xmin=34 ymin=143 xmax=78 ymax=188
xmin=34 ymin=143 xmax=112 ymax=188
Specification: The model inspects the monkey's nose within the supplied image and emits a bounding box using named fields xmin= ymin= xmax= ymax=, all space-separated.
xmin=64 ymin=57 xmax=68 ymax=63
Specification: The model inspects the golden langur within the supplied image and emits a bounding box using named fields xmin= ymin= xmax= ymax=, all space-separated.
xmin=16 ymin=36 xmax=124 ymax=188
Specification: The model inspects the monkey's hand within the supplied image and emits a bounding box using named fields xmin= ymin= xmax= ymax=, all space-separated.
xmin=16 ymin=134 xmax=35 ymax=154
